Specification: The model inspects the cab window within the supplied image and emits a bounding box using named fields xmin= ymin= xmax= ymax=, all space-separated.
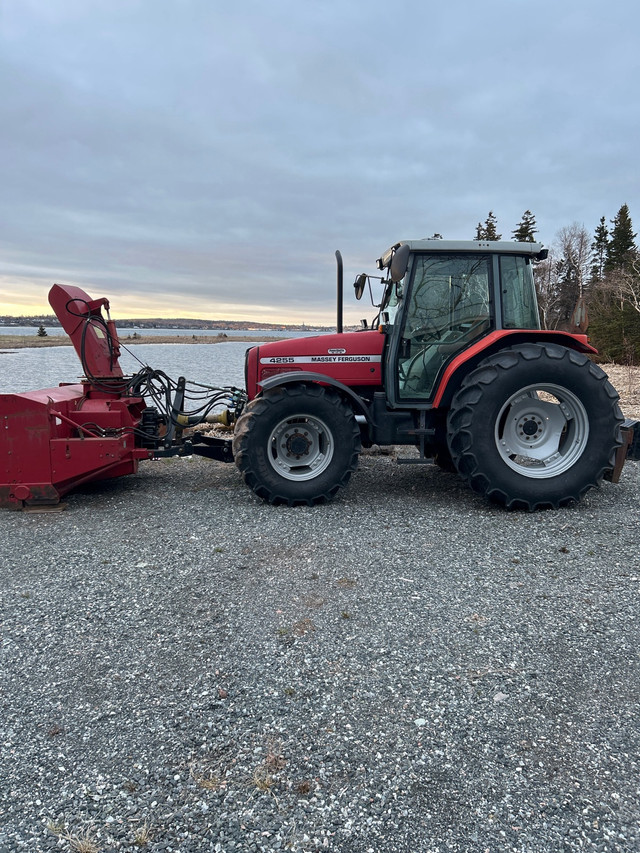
xmin=398 ymin=254 xmax=491 ymax=399
xmin=500 ymin=255 xmax=540 ymax=329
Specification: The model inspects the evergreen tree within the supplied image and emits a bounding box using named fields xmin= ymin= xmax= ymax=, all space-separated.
xmin=588 ymin=207 xmax=640 ymax=359
xmin=475 ymin=211 xmax=501 ymax=241
xmin=37 ymin=324 xmax=47 ymax=337
xmin=512 ymin=210 xmax=537 ymax=242
xmin=606 ymin=203 xmax=637 ymax=271
xmin=589 ymin=216 xmax=609 ymax=282
xmin=484 ymin=211 xmax=501 ymax=241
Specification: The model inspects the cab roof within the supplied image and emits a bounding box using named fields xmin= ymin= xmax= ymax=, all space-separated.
xmin=400 ymin=239 xmax=546 ymax=258
xmin=376 ymin=239 xmax=548 ymax=274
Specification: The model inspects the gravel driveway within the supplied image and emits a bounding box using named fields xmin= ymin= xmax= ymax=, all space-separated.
xmin=1 ymin=453 xmax=639 ymax=853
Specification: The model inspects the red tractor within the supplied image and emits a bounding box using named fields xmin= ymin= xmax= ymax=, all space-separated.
xmin=233 ymin=239 xmax=634 ymax=510
xmin=0 ymin=239 xmax=637 ymax=511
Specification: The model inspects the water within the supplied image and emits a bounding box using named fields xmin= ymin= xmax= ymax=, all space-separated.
xmin=0 ymin=331 xmax=326 ymax=394
xmin=0 ymin=341 xmax=255 ymax=394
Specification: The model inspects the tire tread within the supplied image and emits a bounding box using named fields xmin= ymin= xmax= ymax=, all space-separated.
xmin=446 ymin=344 xmax=623 ymax=510
xmin=233 ymin=384 xmax=360 ymax=506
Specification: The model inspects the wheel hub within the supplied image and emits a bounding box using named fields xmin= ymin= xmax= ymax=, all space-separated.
xmin=283 ymin=429 xmax=312 ymax=458
xmin=518 ymin=415 xmax=544 ymax=441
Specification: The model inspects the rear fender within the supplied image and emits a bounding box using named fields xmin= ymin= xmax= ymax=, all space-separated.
xmin=432 ymin=330 xmax=598 ymax=409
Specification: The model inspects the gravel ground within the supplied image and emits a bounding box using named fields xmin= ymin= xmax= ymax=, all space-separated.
xmin=1 ymin=452 xmax=640 ymax=853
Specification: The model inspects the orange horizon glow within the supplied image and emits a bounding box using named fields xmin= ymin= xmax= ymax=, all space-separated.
xmin=0 ymin=274 xmax=367 ymax=326
xmin=0 ymin=295 xmax=365 ymax=328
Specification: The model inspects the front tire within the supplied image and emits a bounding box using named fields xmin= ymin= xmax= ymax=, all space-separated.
xmin=446 ymin=344 xmax=623 ymax=510
xmin=233 ymin=384 xmax=361 ymax=506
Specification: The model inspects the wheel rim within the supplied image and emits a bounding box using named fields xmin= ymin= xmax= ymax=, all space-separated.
xmin=268 ymin=414 xmax=335 ymax=481
xmin=494 ymin=383 xmax=589 ymax=478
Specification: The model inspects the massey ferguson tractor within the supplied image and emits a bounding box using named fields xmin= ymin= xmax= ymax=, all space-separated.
xmin=1 ymin=239 xmax=637 ymax=511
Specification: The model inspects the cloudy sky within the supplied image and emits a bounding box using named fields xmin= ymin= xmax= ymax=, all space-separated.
xmin=1 ymin=0 xmax=639 ymax=325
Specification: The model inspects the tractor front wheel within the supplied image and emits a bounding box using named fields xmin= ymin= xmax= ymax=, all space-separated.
xmin=446 ymin=344 xmax=623 ymax=510
xmin=233 ymin=384 xmax=361 ymax=506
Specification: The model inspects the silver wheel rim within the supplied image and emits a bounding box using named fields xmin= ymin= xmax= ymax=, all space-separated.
xmin=494 ymin=383 xmax=589 ymax=478
xmin=268 ymin=414 xmax=335 ymax=481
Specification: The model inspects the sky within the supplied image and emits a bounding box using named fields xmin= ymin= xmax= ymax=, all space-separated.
xmin=1 ymin=0 xmax=639 ymax=325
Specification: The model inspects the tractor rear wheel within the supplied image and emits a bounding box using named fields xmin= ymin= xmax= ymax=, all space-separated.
xmin=233 ymin=383 xmax=361 ymax=506
xmin=446 ymin=343 xmax=623 ymax=510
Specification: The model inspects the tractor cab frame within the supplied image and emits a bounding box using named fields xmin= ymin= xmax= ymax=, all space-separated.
xmin=373 ymin=240 xmax=546 ymax=408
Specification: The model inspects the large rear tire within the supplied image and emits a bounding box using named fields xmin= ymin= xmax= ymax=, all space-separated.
xmin=446 ymin=344 xmax=623 ymax=510
xmin=233 ymin=384 xmax=361 ymax=506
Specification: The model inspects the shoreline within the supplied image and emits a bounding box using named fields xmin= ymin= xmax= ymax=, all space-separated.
xmin=0 ymin=333 xmax=287 ymax=349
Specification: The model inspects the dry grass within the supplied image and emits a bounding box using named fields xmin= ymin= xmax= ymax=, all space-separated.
xmin=263 ymin=738 xmax=287 ymax=773
xmin=0 ymin=334 xmax=72 ymax=349
xmin=277 ymin=618 xmax=315 ymax=638
xmin=47 ymin=823 xmax=101 ymax=853
xmin=190 ymin=759 xmax=227 ymax=792
xmin=132 ymin=820 xmax=153 ymax=847
xmin=601 ymin=363 xmax=640 ymax=419
xmin=0 ymin=333 xmax=284 ymax=349
xmin=252 ymin=766 xmax=277 ymax=792
xmin=252 ymin=737 xmax=286 ymax=796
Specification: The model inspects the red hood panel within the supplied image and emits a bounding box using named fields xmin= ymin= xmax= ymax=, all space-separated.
xmin=249 ymin=330 xmax=385 ymax=398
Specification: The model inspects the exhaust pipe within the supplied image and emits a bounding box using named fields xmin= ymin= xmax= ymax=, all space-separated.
xmin=335 ymin=249 xmax=343 ymax=334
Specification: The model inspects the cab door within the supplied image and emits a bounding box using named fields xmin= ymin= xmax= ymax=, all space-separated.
xmin=389 ymin=253 xmax=493 ymax=402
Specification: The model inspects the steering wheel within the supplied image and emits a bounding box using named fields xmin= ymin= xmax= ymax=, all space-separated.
xmin=451 ymin=316 xmax=490 ymax=341
xmin=407 ymin=321 xmax=442 ymax=343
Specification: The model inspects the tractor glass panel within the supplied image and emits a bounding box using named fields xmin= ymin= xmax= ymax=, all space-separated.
xmin=500 ymin=255 xmax=540 ymax=329
xmin=398 ymin=254 xmax=491 ymax=399
xmin=381 ymin=275 xmax=403 ymax=325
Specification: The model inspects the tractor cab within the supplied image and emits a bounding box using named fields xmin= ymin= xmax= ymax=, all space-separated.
xmin=356 ymin=240 xmax=547 ymax=405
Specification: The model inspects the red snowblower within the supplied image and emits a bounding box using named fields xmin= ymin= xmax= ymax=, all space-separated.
xmin=0 ymin=283 xmax=243 ymax=509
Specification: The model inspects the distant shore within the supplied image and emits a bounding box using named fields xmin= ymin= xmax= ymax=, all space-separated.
xmin=0 ymin=333 xmax=287 ymax=350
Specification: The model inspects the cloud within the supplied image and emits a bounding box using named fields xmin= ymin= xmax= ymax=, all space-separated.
xmin=1 ymin=0 xmax=639 ymax=322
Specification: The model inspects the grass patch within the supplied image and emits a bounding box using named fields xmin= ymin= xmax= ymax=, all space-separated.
xmin=132 ymin=820 xmax=153 ymax=847
xmin=48 ymin=823 xmax=101 ymax=853
xmin=190 ymin=760 xmax=226 ymax=792
xmin=252 ymin=737 xmax=286 ymax=795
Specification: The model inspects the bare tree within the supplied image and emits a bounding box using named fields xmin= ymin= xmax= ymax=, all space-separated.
xmin=534 ymin=224 xmax=591 ymax=330
xmin=556 ymin=223 xmax=591 ymax=299
xmin=602 ymin=256 xmax=640 ymax=314
xmin=533 ymin=250 xmax=560 ymax=330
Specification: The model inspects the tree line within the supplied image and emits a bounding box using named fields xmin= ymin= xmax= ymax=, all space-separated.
xmin=472 ymin=206 xmax=640 ymax=362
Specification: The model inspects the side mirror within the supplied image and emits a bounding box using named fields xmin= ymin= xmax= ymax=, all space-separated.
xmin=354 ymin=273 xmax=367 ymax=300
xmin=390 ymin=243 xmax=410 ymax=283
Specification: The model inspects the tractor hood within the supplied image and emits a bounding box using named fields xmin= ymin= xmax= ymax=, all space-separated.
xmin=245 ymin=330 xmax=385 ymax=400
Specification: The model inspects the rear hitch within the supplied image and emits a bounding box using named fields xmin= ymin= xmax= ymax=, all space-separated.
xmin=606 ymin=419 xmax=640 ymax=483
xmin=624 ymin=419 xmax=640 ymax=461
